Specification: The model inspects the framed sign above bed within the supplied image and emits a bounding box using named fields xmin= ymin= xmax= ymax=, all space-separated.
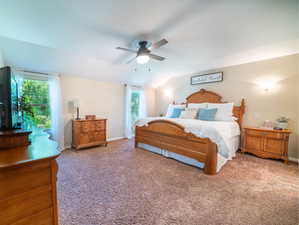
xmin=191 ymin=72 xmax=223 ymax=85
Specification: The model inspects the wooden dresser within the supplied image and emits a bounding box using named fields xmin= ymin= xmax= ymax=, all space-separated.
xmin=72 ymin=119 xmax=107 ymax=150
xmin=0 ymin=133 xmax=60 ymax=225
xmin=242 ymin=127 xmax=291 ymax=163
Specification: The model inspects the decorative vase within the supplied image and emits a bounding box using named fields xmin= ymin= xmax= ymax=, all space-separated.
xmin=277 ymin=122 xmax=288 ymax=129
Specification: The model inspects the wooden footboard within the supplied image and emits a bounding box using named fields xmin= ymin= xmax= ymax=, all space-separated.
xmin=135 ymin=120 xmax=218 ymax=175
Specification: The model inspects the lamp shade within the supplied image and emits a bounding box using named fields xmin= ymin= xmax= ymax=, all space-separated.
xmin=72 ymin=99 xmax=80 ymax=108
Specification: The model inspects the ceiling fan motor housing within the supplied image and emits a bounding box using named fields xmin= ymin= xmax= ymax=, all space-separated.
xmin=138 ymin=41 xmax=151 ymax=56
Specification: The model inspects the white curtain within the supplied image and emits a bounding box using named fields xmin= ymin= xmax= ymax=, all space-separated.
xmin=124 ymin=85 xmax=147 ymax=139
xmin=139 ymin=90 xmax=147 ymax=119
xmin=49 ymin=75 xmax=64 ymax=151
xmin=124 ymin=85 xmax=133 ymax=139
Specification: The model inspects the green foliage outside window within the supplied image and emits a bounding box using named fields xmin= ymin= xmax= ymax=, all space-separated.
xmin=131 ymin=92 xmax=140 ymax=127
xmin=21 ymin=79 xmax=51 ymax=129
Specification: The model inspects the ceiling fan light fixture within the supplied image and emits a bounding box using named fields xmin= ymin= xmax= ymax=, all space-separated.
xmin=136 ymin=55 xmax=150 ymax=64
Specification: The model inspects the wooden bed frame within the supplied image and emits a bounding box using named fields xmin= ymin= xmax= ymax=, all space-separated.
xmin=135 ymin=89 xmax=245 ymax=175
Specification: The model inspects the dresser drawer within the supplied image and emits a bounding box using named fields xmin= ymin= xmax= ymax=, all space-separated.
xmin=79 ymin=133 xmax=90 ymax=144
xmin=81 ymin=121 xmax=96 ymax=132
xmin=0 ymin=161 xmax=51 ymax=199
xmin=95 ymin=131 xmax=106 ymax=141
xmin=9 ymin=208 xmax=53 ymax=225
xmin=95 ymin=120 xmax=105 ymax=131
xmin=0 ymin=186 xmax=53 ymax=225
xmin=81 ymin=122 xmax=90 ymax=132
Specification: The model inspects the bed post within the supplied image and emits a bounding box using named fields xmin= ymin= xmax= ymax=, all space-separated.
xmin=204 ymin=142 xmax=217 ymax=175
xmin=239 ymin=99 xmax=245 ymax=126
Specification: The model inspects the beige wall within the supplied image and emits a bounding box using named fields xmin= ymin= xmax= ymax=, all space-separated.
xmin=156 ymin=54 xmax=299 ymax=160
xmin=60 ymin=75 xmax=156 ymax=148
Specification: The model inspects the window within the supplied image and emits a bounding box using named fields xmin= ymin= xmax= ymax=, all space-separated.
xmin=124 ymin=85 xmax=146 ymax=139
xmin=22 ymin=79 xmax=51 ymax=129
xmin=131 ymin=91 xmax=140 ymax=128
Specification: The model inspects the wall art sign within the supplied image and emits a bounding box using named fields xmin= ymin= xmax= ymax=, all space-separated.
xmin=191 ymin=72 xmax=223 ymax=85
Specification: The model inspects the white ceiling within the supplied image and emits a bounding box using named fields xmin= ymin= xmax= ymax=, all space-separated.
xmin=0 ymin=0 xmax=298 ymax=87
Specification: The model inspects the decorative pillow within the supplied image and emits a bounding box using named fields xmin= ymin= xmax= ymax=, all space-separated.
xmin=207 ymin=103 xmax=234 ymax=121
xmin=165 ymin=104 xmax=185 ymax=118
xmin=170 ymin=108 xmax=184 ymax=118
xmin=197 ymin=108 xmax=218 ymax=121
xmin=187 ymin=103 xmax=208 ymax=109
xmin=179 ymin=108 xmax=198 ymax=119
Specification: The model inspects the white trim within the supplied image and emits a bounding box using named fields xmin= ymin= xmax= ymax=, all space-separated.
xmin=108 ymin=136 xmax=125 ymax=142
xmin=62 ymin=137 xmax=125 ymax=151
xmin=63 ymin=145 xmax=71 ymax=151
xmin=12 ymin=68 xmax=59 ymax=79
xmin=289 ymin=157 xmax=299 ymax=164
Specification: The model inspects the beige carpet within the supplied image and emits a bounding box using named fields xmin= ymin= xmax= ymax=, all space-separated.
xmin=57 ymin=139 xmax=299 ymax=225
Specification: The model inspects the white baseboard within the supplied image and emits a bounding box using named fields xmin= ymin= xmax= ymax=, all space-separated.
xmin=288 ymin=157 xmax=299 ymax=164
xmin=62 ymin=137 xmax=125 ymax=151
xmin=108 ymin=136 xmax=125 ymax=142
xmin=63 ymin=145 xmax=71 ymax=151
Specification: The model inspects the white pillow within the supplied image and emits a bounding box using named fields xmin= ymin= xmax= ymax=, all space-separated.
xmin=179 ymin=108 xmax=198 ymax=119
xmin=207 ymin=103 xmax=234 ymax=121
xmin=165 ymin=104 xmax=185 ymax=118
xmin=187 ymin=103 xmax=208 ymax=109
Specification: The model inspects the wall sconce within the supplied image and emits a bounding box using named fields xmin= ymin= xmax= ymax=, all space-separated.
xmin=164 ymin=88 xmax=173 ymax=98
xmin=259 ymin=82 xmax=274 ymax=92
xmin=254 ymin=75 xmax=282 ymax=93
xmin=256 ymin=79 xmax=280 ymax=92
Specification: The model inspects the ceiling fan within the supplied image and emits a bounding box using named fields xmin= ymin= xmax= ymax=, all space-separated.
xmin=116 ymin=39 xmax=168 ymax=64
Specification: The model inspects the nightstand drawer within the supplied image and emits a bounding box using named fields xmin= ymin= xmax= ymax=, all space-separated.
xmin=246 ymin=129 xmax=282 ymax=139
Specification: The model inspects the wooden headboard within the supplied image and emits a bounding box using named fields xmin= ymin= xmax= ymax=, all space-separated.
xmin=185 ymin=89 xmax=245 ymax=126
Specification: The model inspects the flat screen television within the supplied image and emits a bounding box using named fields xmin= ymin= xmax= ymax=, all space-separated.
xmin=0 ymin=66 xmax=22 ymax=130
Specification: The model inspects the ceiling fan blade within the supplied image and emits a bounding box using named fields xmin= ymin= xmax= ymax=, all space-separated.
xmin=151 ymin=39 xmax=168 ymax=49
xmin=148 ymin=54 xmax=165 ymax=61
xmin=126 ymin=56 xmax=137 ymax=64
xmin=116 ymin=47 xmax=137 ymax=53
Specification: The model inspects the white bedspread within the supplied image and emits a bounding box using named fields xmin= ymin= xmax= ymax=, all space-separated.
xmin=136 ymin=117 xmax=240 ymax=159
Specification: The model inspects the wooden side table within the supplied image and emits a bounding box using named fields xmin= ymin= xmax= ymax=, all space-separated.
xmin=241 ymin=127 xmax=291 ymax=163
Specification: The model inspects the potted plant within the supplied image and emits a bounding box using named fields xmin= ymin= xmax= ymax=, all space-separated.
xmin=276 ymin=116 xmax=289 ymax=129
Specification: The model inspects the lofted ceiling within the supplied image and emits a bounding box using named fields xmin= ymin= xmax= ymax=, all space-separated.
xmin=0 ymin=0 xmax=298 ymax=87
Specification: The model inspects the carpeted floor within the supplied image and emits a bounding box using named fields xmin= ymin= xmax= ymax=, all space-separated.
xmin=57 ymin=139 xmax=299 ymax=225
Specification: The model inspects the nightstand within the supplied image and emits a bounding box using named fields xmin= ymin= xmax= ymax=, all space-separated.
xmin=242 ymin=127 xmax=291 ymax=163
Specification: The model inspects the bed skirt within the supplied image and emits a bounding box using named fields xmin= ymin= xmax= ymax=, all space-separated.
xmin=137 ymin=136 xmax=239 ymax=172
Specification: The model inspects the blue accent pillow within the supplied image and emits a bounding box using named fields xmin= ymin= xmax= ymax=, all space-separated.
xmin=197 ymin=108 xmax=218 ymax=121
xmin=170 ymin=108 xmax=184 ymax=118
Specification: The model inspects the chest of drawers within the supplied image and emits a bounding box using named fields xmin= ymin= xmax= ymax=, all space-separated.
xmin=72 ymin=119 xmax=107 ymax=150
